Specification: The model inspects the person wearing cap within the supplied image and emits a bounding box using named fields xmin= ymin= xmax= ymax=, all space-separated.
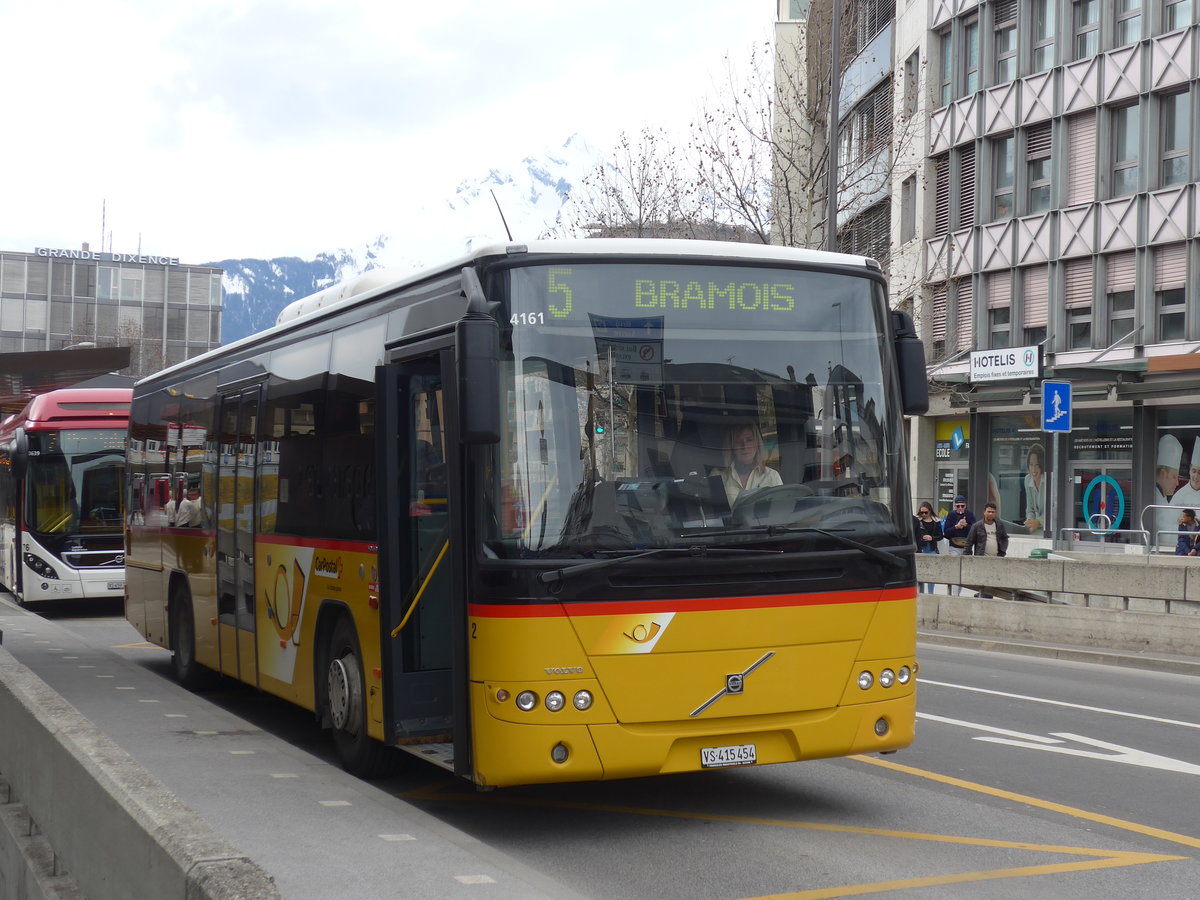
xmin=941 ymin=495 xmax=975 ymax=595
xmin=1175 ymin=508 xmax=1200 ymax=556
xmin=1172 ymin=439 xmax=1200 ymax=510
xmin=1154 ymin=434 xmax=1183 ymax=545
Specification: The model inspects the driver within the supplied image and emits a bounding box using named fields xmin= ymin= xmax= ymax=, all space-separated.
xmin=718 ymin=423 xmax=782 ymax=507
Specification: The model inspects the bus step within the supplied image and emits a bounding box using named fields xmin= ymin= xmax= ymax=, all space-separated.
xmin=400 ymin=741 xmax=455 ymax=772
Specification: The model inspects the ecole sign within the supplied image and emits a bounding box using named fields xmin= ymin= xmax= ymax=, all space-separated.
xmin=969 ymin=345 xmax=1042 ymax=382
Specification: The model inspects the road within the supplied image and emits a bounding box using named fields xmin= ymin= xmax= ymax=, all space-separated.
xmin=4 ymin=596 xmax=1198 ymax=899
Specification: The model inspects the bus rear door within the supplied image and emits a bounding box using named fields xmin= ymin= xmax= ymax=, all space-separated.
xmin=217 ymin=387 xmax=261 ymax=683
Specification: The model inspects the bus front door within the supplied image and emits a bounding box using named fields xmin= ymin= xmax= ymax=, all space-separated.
xmin=216 ymin=387 xmax=260 ymax=682
xmin=377 ymin=352 xmax=463 ymax=771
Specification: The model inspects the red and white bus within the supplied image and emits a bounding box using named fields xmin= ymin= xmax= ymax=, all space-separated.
xmin=0 ymin=388 xmax=130 ymax=605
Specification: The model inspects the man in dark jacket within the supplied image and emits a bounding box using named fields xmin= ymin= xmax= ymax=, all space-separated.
xmin=942 ymin=495 xmax=975 ymax=595
xmin=965 ymin=502 xmax=1008 ymax=557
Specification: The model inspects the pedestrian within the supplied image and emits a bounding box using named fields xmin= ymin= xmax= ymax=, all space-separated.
xmin=913 ymin=501 xmax=942 ymax=594
xmin=966 ymin=502 xmax=1008 ymax=597
xmin=942 ymin=495 xmax=975 ymax=596
xmin=1175 ymin=508 xmax=1200 ymax=557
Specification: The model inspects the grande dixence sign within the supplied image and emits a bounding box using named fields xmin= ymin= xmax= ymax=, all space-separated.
xmin=35 ymin=247 xmax=181 ymax=266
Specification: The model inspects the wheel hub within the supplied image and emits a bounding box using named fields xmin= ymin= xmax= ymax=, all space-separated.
xmin=327 ymin=654 xmax=362 ymax=734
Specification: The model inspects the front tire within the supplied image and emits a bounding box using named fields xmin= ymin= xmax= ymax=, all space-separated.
xmin=325 ymin=615 xmax=397 ymax=778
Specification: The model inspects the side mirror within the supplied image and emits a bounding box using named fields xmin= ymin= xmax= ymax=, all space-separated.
xmin=891 ymin=310 xmax=929 ymax=416
xmin=10 ymin=429 xmax=28 ymax=479
xmin=457 ymin=268 xmax=501 ymax=444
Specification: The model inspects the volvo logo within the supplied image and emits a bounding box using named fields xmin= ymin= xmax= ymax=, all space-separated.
xmin=690 ymin=652 xmax=775 ymax=717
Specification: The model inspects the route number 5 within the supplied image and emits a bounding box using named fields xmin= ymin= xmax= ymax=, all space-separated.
xmin=548 ymin=267 xmax=573 ymax=318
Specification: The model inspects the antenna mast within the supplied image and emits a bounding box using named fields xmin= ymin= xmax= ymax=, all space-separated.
xmin=490 ymin=189 xmax=514 ymax=241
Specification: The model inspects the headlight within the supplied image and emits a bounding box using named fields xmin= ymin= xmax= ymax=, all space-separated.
xmin=545 ymin=691 xmax=565 ymax=712
xmin=857 ymin=671 xmax=874 ymax=690
xmin=897 ymin=666 xmax=912 ymax=685
xmin=573 ymin=690 xmax=593 ymax=710
xmin=879 ymin=668 xmax=895 ymax=688
xmin=515 ymin=690 xmax=538 ymax=711
xmin=24 ymin=553 xmax=58 ymax=579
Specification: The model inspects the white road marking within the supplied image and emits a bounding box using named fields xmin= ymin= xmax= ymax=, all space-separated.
xmin=920 ymin=677 xmax=1200 ymax=730
xmin=918 ymin=712 xmax=1200 ymax=775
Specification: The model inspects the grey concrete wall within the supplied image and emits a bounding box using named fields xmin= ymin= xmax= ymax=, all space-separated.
xmin=917 ymin=594 xmax=1200 ymax=658
xmin=0 ymin=646 xmax=280 ymax=900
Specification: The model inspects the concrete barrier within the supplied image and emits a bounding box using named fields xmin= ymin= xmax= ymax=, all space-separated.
xmin=0 ymin=645 xmax=280 ymax=900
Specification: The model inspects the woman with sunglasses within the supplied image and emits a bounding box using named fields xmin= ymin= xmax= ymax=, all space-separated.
xmin=913 ymin=501 xmax=943 ymax=593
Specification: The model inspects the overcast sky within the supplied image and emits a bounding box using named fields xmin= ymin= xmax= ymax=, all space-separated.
xmin=4 ymin=1 xmax=772 ymax=264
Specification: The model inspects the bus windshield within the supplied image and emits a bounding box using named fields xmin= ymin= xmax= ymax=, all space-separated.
xmin=489 ymin=261 xmax=906 ymax=560
xmin=26 ymin=429 xmax=126 ymax=537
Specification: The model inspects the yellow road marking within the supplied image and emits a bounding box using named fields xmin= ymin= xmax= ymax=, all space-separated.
xmin=401 ymin=755 xmax=1195 ymax=898
xmin=856 ymin=754 xmax=1200 ymax=851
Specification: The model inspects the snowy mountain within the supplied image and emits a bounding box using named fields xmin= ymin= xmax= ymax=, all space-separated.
xmin=211 ymin=136 xmax=597 ymax=343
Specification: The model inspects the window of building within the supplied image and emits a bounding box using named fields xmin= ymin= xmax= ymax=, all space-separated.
xmin=934 ymin=154 xmax=950 ymax=235
xmin=992 ymin=135 xmax=1015 ymax=220
xmin=1116 ymin=0 xmax=1143 ymax=44
xmin=938 ymin=30 xmax=952 ymax=107
xmin=1066 ymin=111 xmax=1098 ymax=205
xmin=953 ymin=278 xmax=974 ymax=351
xmin=989 ymin=306 xmax=1011 ymax=347
xmin=1155 ymin=243 xmax=1188 ymax=341
xmin=931 ymin=284 xmax=948 ymax=357
xmin=854 ymin=0 xmax=896 ymax=52
xmin=994 ymin=0 xmax=1018 ymax=84
xmin=1023 ymin=265 xmax=1049 ymax=344
xmin=97 ymin=266 xmax=119 ymax=301
xmin=903 ymin=51 xmax=920 ymax=117
xmin=963 ymin=18 xmax=981 ymax=94
xmin=1064 ymin=258 xmax=1095 ymax=348
xmin=1161 ymin=90 xmax=1190 ymax=186
xmin=1026 ymin=123 xmax=1053 ymax=212
xmin=900 ymin=175 xmax=917 ymax=242
xmin=840 ymin=201 xmax=892 ymax=264
xmin=1112 ymin=103 xmax=1140 ymax=196
xmin=1074 ymin=0 xmax=1100 ymax=59
xmin=987 ymin=272 xmax=1012 ymax=348
xmin=1164 ymin=0 xmax=1192 ymax=31
xmin=958 ymin=144 xmax=977 ymax=228
xmin=1108 ymin=290 xmax=1136 ymax=344
xmin=1032 ymin=0 xmax=1057 ymax=71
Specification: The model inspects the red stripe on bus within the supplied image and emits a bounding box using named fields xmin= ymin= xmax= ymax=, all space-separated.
xmin=469 ymin=586 xmax=913 ymax=618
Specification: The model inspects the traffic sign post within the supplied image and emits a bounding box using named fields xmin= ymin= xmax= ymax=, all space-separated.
xmin=1042 ymin=381 xmax=1072 ymax=433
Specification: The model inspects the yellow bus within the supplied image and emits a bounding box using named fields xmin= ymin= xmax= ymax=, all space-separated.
xmin=125 ymin=239 xmax=928 ymax=786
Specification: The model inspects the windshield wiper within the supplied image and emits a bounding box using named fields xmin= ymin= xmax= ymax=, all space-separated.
xmin=683 ymin=525 xmax=907 ymax=569
xmin=538 ymin=546 xmax=783 ymax=585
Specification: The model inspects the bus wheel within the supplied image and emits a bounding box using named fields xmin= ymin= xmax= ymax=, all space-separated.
xmin=325 ymin=616 xmax=397 ymax=778
xmin=170 ymin=583 xmax=211 ymax=691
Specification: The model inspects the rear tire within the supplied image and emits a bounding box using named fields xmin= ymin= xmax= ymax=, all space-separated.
xmin=325 ymin=615 xmax=399 ymax=778
xmin=170 ymin=582 xmax=214 ymax=691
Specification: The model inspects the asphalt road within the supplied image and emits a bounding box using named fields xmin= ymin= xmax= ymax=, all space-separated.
xmin=4 ymin=595 xmax=1198 ymax=899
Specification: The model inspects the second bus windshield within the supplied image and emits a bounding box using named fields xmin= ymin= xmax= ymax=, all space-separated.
xmin=491 ymin=261 xmax=903 ymax=559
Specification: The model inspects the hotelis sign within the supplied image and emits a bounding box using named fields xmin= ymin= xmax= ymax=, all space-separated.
xmin=35 ymin=247 xmax=181 ymax=266
xmin=969 ymin=345 xmax=1042 ymax=382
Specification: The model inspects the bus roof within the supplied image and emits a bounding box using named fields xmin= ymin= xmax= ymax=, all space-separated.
xmin=274 ymin=238 xmax=878 ymax=326
xmin=142 ymin=238 xmax=880 ymax=388
xmin=0 ymin=388 xmax=132 ymax=437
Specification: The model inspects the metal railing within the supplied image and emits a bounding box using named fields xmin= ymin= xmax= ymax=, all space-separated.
xmin=1139 ymin=504 xmax=1198 ymax=553
xmin=1056 ymin=527 xmax=1151 ymax=554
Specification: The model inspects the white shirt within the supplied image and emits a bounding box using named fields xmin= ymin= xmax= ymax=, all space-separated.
xmin=720 ymin=465 xmax=783 ymax=508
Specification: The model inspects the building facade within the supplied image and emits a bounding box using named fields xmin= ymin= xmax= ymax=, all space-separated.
xmin=776 ymin=0 xmax=1200 ymax=549
xmin=0 ymin=247 xmax=222 ymax=379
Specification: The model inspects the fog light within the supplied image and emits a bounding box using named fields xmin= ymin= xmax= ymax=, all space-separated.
xmin=897 ymin=666 xmax=911 ymax=685
xmin=874 ymin=717 xmax=889 ymax=737
xmin=879 ymin=668 xmax=895 ymax=688
xmin=545 ymin=691 xmax=565 ymax=712
xmin=515 ymin=690 xmax=538 ymax=711
xmin=495 ymin=689 xmax=510 ymax=702
xmin=573 ymin=690 xmax=593 ymax=710
xmin=857 ymin=671 xmax=873 ymax=690
xmin=551 ymin=742 xmax=569 ymax=764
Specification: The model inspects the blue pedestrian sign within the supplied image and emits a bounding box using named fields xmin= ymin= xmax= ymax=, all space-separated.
xmin=1042 ymin=381 xmax=1072 ymax=433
